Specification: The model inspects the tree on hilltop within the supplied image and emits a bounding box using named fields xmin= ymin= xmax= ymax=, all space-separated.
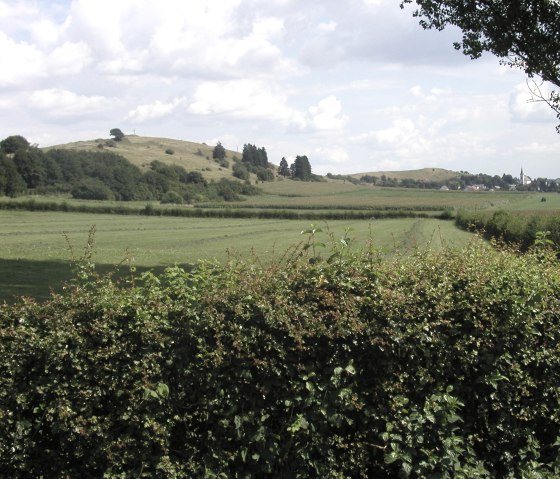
xmin=278 ymin=157 xmax=290 ymax=177
xmin=401 ymin=0 xmax=560 ymax=132
xmin=212 ymin=142 xmax=226 ymax=160
xmin=290 ymin=155 xmax=312 ymax=181
xmin=110 ymin=128 xmax=125 ymax=141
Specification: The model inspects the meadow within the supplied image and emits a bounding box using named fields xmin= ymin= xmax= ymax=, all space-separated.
xmin=1 ymin=183 xmax=558 ymax=302
xmin=0 ymin=209 xmax=472 ymax=302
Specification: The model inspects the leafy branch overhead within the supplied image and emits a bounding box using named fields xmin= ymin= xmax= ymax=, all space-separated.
xmin=401 ymin=0 xmax=560 ymax=131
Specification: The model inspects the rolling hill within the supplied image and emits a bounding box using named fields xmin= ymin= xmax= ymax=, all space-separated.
xmin=45 ymin=135 xmax=466 ymax=186
xmin=44 ymin=135 xmax=241 ymax=182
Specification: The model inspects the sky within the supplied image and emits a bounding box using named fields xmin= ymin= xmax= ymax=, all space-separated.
xmin=1 ymin=0 xmax=559 ymax=178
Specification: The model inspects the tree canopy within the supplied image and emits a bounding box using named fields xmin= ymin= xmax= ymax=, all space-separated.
xmin=212 ymin=142 xmax=226 ymax=160
xmin=278 ymin=157 xmax=290 ymax=177
xmin=110 ymin=128 xmax=125 ymax=141
xmin=290 ymin=155 xmax=312 ymax=181
xmin=0 ymin=135 xmax=30 ymax=154
xmin=401 ymin=0 xmax=560 ymax=131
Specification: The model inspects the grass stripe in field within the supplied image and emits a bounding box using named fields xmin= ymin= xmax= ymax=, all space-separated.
xmin=0 ymin=211 xmax=473 ymax=302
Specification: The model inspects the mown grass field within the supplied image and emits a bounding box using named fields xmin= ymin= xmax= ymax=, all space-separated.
xmin=2 ymin=177 xmax=559 ymax=302
xmin=0 ymin=209 xmax=472 ymax=302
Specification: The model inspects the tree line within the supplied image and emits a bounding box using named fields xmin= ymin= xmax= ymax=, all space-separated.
xmin=357 ymin=172 xmax=560 ymax=191
xmin=0 ymin=135 xmax=260 ymax=203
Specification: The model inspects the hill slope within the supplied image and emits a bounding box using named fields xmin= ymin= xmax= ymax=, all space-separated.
xmin=45 ymin=135 xmax=241 ymax=181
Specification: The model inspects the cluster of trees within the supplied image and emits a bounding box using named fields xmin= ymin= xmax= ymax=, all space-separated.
xmin=0 ymin=136 xmax=260 ymax=203
xmin=278 ymin=155 xmax=316 ymax=181
xmin=237 ymin=143 xmax=274 ymax=182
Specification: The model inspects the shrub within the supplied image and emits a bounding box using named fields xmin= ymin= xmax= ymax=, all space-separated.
xmin=232 ymin=162 xmax=249 ymax=180
xmin=165 ymin=148 xmax=174 ymax=155
xmin=160 ymin=190 xmax=183 ymax=204
xmin=1 ymin=238 xmax=560 ymax=477
xmin=70 ymin=179 xmax=115 ymax=200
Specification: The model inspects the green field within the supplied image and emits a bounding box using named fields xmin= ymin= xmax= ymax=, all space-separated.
xmin=2 ymin=178 xmax=559 ymax=302
xmin=0 ymin=209 xmax=472 ymax=302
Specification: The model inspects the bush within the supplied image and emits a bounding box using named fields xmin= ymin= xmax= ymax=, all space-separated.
xmin=456 ymin=209 xmax=560 ymax=251
xmin=160 ymin=190 xmax=183 ymax=204
xmin=1 ymin=239 xmax=560 ymax=477
xmin=232 ymin=162 xmax=249 ymax=180
xmin=165 ymin=148 xmax=174 ymax=155
xmin=70 ymin=179 xmax=115 ymax=200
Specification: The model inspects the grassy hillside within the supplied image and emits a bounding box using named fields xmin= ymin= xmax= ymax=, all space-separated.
xmin=351 ymin=167 xmax=460 ymax=182
xmin=45 ymin=136 xmax=465 ymax=187
xmin=45 ymin=135 xmax=241 ymax=181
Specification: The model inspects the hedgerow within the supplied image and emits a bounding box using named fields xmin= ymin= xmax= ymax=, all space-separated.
xmin=0 ymin=198 xmax=453 ymax=221
xmin=456 ymin=208 xmax=560 ymax=251
xmin=1 ymin=236 xmax=559 ymax=477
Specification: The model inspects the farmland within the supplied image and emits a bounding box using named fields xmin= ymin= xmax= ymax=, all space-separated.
xmin=1 ymin=153 xmax=559 ymax=302
xmin=0 ymin=208 xmax=472 ymax=302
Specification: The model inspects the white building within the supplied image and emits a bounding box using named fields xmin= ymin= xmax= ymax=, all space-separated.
xmin=520 ymin=167 xmax=532 ymax=185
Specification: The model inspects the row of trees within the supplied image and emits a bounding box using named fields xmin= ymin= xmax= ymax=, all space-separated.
xmin=0 ymin=136 xmax=260 ymax=203
xmin=357 ymin=172 xmax=559 ymax=191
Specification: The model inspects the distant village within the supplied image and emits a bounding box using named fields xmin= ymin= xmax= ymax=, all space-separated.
xmin=351 ymin=167 xmax=560 ymax=192
xmin=458 ymin=168 xmax=559 ymax=192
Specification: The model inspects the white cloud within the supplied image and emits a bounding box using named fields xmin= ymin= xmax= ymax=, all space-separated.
xmin=29 ymin=89 xmax=112 ymax=117
xmin=30 ymin=19 xmax=60 ymax=46
xmin=317 ymin=21 xmax=337 ymax=32
xmin=309 ymin=96 xmax=348 ymax=130
xmin=0 ymin=1 xmax=558 ymax=178
xmin=315 ymin=145 xmax=350 ymax=164
xmin=59 ymin=0 xmax=298 ymax=79
xmin=126 ymin=98 xmax=187 ymax=123
xmin=188 ymin=79 xmax=307 ymax=129
xmin=47 ymin=41 xmax=92 ymax=75
xmin=509 ymin=82 xmax=557 ymax=123
xmin=0 ymin=32 xmax=44 ymax=86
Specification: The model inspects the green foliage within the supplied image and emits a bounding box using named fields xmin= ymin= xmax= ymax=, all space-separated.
xmin=165 ymin=148 xmax=174 ymax=155
xmin=1 ymin=236 xmax=560 ymax=476
xmin=232 ymin=162 xmax=250 ymax=180
xmin=0 ymin=135 xmax=30 ymax=154
xmin=0 ymin=144 xmax=261 ymax=203
xmin=109 ymin=128 xmax=124 ymax=141
xmin=242 ymin=143 xmax=268 ymax=168
xmin=290 ymin=155 xmax=313 ymax=181
xmin=456 ymin=209 xmax=560 ymax=251
xmin=213 ymin=141 xmax=226 ymax=160
xmin=160 ymin=190 xmax=184 ymax=204
xmin=71 ymin=179 xmax=116 ymax=200
xmin=0 ymin=153 xmax=26 ymax=197
xmin=278 ymin=157 xmax=290 ymax=177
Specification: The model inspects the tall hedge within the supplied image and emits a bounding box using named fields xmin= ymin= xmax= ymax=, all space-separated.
xmin=1 ymin=238 xmax=559 ymax=477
